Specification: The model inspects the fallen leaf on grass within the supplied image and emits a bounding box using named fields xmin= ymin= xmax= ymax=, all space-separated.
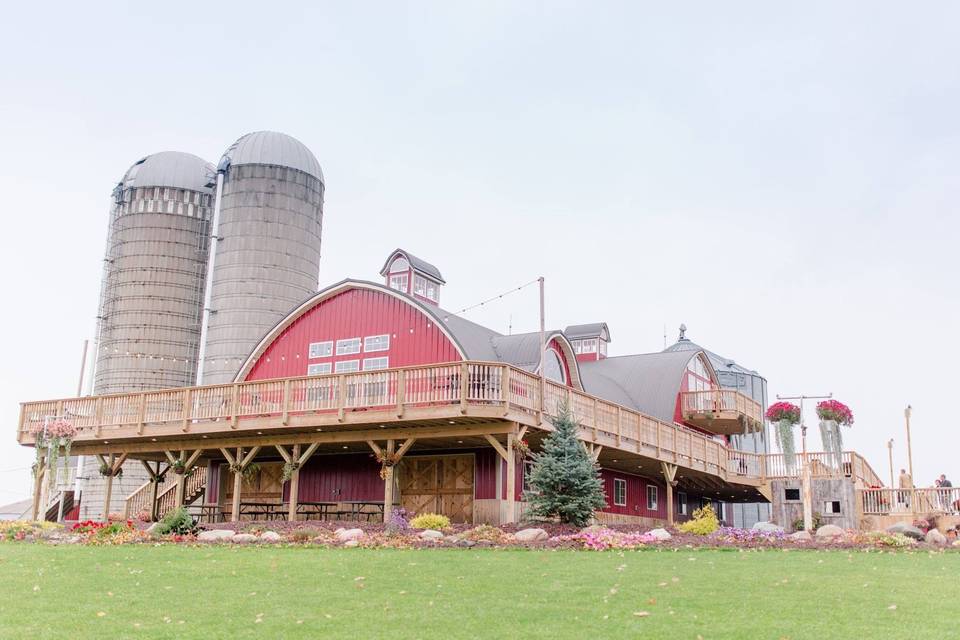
xmin=96 ymin=612 xmax=106 ymax=617
xmin=888 ymin=605 xmax=897 ymax=610
xmin=633 ymin=611 xmax=650 ymax=617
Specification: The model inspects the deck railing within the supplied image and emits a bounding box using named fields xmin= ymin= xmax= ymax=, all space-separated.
xmin=764 ymin=451 xmax=884 ymax=488
xmin=16 ymin=361 xmax=869 ymax=488
xmin=679 ymin=389 xmax=763 ymax=425
xmin=861 ymin=487 xmax=960 ymax=516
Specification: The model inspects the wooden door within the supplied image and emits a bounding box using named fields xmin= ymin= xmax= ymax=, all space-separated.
xmin=399 ymin=455 xmax=474 ymax=523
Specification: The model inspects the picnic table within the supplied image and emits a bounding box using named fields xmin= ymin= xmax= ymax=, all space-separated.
xmin=239 ymin=501 xmax=286 ymax=521
xmin=296 ymin=501 xmax=339 ymax=520
xmin=339 ymin=500 xmax=387 ymax=521
xmin=187 ymin=503 xmax=223 ymax=523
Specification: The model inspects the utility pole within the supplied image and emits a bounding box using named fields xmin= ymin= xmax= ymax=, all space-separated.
xmin=904 ymin=405 xmax=914 ymax=482
xmin=538 ymin=277 xmax=545 ymax=417
xmin=887 ymin=439 xmax=895 ymax=488
xmin=776 ymin=393 xmax=832 ymax=532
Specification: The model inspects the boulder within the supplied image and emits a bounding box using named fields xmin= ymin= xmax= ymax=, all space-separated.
xmin=458 ymin=539 xmax=477 ymax=548
xmin=790 ymin=530 xmax=812 ymax=541
xmin=260 ymin=531 xmax=282 ymax=542
xmin=146 ymin=522 xmax=161 ymax=535
xmin=514 ymin=528 xmax=549 ymax=543
xmin=814 ymin=524 xmax=845 ymax=539
xmin=343 ymin=539 xmax=360 ymax=548
xmin=335 ymin=528 xmax=365 ymax=542
xmin=648 ymin=528 xmax=672 ymax=541
xmin=232 ymin=533 xmax=258 ymax=543
xmin=419 ymin=529 xmax=444 ymax=540
xmin=581 ymin=525 xmax=608 ymax=534
xmin=198 ymin=529 xmax=236 ymax=542
xmin=925 ymin=529 xmax=947 ymax=545
xmin=752 ymin=522 xmax=784 ymax=533
xmin=887 ymin=522 xmax=926 ymax=541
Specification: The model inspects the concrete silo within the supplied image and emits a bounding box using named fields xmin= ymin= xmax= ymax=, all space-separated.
xmin=197 ymin=131 xmax=324 ymax=385
xmin=82 ymin=151 xmax=214 ymax=519
xmin=94 ymin=151 xmax=215 ymax=393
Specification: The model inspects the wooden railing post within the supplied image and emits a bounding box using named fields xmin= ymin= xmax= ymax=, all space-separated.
xmin=181 ymin=389 xmax=192 ymax=433
xmin=282 ymin=379 xmax=291 ymax=425
xmin=501 ymin=365 xmax=511 ymax=416
xmin=616 ymin=407 xmax=622 ymax=447
xmin=337 ymin=375 xmax=347 ymax=422
xmin=136 ymin=394 xmax=146 ymax=435
xmin=591 ymin=398 xmax=598 ymax=441
xmin=459 ymin=362 xmax=469 ymax=413
xmin=396 ymin=370 xmax=406 ymax=418
xmin=230 ymin=384 xmax=239 ymax=428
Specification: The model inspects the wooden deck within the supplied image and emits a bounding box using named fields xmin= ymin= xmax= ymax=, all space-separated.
xmin=680 ymin=389 xmax=764 ymax=435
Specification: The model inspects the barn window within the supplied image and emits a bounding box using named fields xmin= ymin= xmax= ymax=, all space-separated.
xmin=362 ymin=357 xmax=389 ymax=371
xmin=389 ymin=273 xmax=408 ymax=293
xmin=522 ymin=460 xmax=536 ymax=493
xmin=824 ymin=500 xmax=841 ymax=515
xmin=334 ymin=360 xmax=360 ymax=373
xmin=678 ymin=492 xmax=688 ymax=515
xmin=308 ymin=341 xmax=333 ymax=358
xmin=307 ymin=363 xmax=331 ymax=376
xmin=613 ymin=479 xmax=627 ymax=506
xmin=335 ymin=338 xmax=361 ymax=356
xmin=784 ymin=488 xmax=801 ymax=501
xmin=542 ymin=349 xmax=567 ymax=384
xmin=364 ymin=335 xmax=390 ymax=352
xmin=646 ymin=485 xmax=658 ymax=510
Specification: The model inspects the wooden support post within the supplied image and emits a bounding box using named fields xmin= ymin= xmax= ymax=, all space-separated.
xmin=149 ymin=461 xmax=161 ymax=522
xmin=661 ymin=462 xmax=678 ymax=526
xmin=288 ymin=444 xmax=301 ymax=522
xmin=337 ymin=376 xmax=347 ymax=422
xmin=505 ymin=432 xmax=516 ymax=524
xmin=383 ymin=440 xmax=396 ymax=523
xmin=182 ymin=388 xmax=192 ymax=433
xmin=136 ymin=394 xmax=147 ymax=435
xmin=31 ymin=455 xmax=45 ymax=521
xmin=102 ymin=453 xmax=115 ymax=522
xmin=501 ymin=365 xmax=511 ymax=416
xmin=230 ymin=385 xmax=239 ymax=429
xmin=174 ymin=450 xmax=186 ymax=508
xmin=616 ymin=407 xmax=622 ymax=447
xmin=229 ymin=447 xmax=244 ymax=522
xmin=459 ymin=363 xmax=469 ymax=414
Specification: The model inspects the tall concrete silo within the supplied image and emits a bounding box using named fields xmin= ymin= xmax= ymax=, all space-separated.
xmin=82 ymin=151 xmax=214 ymax=519
xmin=94 ymin=151 xmax=215 ymax=394
xmin=197 ymin=131 xmax=324 ymax=385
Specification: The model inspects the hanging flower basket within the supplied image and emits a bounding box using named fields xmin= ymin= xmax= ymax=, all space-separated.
xmin=281 ymin=461 xmax=300 ymax=483
xmin=817 ymin=400 xmax=853 ymax=470
xmin=375 ymin=451 xmax=403 ymax=480
xmin=765 ymin=402 xmax=800 ymax=474
xmin=515 ymin=439 xmax=531 ymax=460
xmin=29 ymin=418 xmax=77 ymax=488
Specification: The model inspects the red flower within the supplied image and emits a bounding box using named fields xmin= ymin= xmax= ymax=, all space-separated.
xmin=765 ymin=401 xmax=801 ymax=424
xmin=816 ymin=399 xmax=854 ymax=426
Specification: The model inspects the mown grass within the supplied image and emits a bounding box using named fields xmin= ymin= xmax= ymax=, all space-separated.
xmin=0 ymin=544 xmax=956 ymax=639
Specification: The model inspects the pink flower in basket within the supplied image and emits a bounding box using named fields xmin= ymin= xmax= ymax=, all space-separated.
xmin=816 ymin=400 xmax=854 ymax=426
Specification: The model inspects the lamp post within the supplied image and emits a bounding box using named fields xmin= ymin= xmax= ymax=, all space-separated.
xmin=887 ymin=439 xmax=894 ymax=488
xmin=904 ymin=405 xmax=914 ymax=482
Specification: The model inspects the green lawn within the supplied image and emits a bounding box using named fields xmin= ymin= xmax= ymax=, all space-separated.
xmin=0 ymin=545 xmax=956 ymax=639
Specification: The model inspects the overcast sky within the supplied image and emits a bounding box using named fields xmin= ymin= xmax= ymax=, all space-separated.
xmin=1 ymin=2 xmax=957 ymax=503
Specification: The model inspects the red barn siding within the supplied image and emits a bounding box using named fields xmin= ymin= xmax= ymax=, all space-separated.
xmin=244 ymin=288 xmax=462 ymax=381
xmin=284 ymin=454 xmax=384 ymax=502
xmin=547 ymin=337 xmax=574 ymax=386
xmin=474 ymin=448 xmax=499 ymax=500
xmin=599 ymin=468 xmax=666 ymax=519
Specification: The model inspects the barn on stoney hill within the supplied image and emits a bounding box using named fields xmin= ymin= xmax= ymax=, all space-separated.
xmin=20 ymin=249 xmax=774 ymax=527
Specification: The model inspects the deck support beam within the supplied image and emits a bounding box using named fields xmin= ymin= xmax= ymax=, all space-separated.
xmin=661 ymin=462 xmax=678 ymax=525
xmin=485 ymin=425 xmax=520 ymax=524
xmin=221 ymin=446 xmax=260 ymax=522
xmin=31 ymin=455 xmax=46 ymax=521
xmin=367 ymin=438 xmax=416 ymax=523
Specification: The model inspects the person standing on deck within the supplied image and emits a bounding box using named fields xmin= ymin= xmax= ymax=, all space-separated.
xmin=898 ymin=468 xmax=913 ymax=510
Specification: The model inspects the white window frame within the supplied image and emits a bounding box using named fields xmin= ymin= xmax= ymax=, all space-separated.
xmin=334 ymin=360 xmax=360 ymax=373
xmin=613 ymin=478 xmax=627 ymax=506
xmin=413 ymin=275 xmax=428 ymax=297
xmin=389 ymin=273 xmax=408 ymax=293
xmin=307 ymin=363 xmax=332 ymax=376
xmin=362 ymin=357 xmax=389 ymax=371
xmin=308 ymin=341 xmax=333 ymax=359
xmin=335 ymin=337 xmax=361 ymax=356
xmin=678 ymin=491 xmax=688 ymax=516
xmin=364 ymin=334 xmax=390 ymax=353
xmin=599 ymin=340 xmax=607 ymax=357
xmin=646 ymin=485 xmax=658 ymax=510
xmin=581 ymin=338 xmax=598 ymax=353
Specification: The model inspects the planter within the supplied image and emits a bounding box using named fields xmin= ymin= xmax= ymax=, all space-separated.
xmin=819 ymin=419 xmax=843 ymax=469
xmin=777 ymin=419 xmax=797 ymax=474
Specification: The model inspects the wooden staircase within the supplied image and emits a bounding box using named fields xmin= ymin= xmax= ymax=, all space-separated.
xmin=44 ymin=490 xmax=74 ymax=522
xmin=124 ymin=470 xmax=207 ymax=521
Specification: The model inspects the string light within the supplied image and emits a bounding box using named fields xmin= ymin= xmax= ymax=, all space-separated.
xmin=443 ymin=278 xmax=539 ymax=321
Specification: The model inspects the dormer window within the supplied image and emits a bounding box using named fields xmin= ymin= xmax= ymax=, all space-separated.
xmin=565 ymin=323 xmax=611 ymax=363
xmin=380 ymin=249 xmax=445 ymax=306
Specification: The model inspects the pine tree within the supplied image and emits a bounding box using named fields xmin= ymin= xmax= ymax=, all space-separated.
xmin=524 ymin=408 xmax=607 ymax=526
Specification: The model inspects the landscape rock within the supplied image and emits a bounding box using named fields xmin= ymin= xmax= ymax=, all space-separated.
xmin=335 ymin=528 xmax=365 ymax=542
xmin=232 ymin=533 xmax=258 ymax=543
xmin=419 ymin=529 xmax=444 ymax=540
xmin=925 ymin=529 xmax=947 ymax=545
xmin=790 ymin=530 xmax=812 ymax=541
xmin=458 ymin=539 xmax=476 ymax=548
xmin=343 ymin=539 xmax=360 ymax=548
xmin=198 ymin=529 xmax=236 ymax=541
xmin=146 ymin=522 xmax=161 ymax=534
xmin=260 ymin=531 xmax=282 ymax=542
xmin=887 ymin=522 xmax=926 ymax=541
xmin=581 ymin=525 xmax=608 ymax=534
xmin=752 ymin=522 xmax=784 ymax=533
xmin=648 ymin=528 xmax=672 ymax=541
xmin=514 ymin=528 xmax=549 ymax=543
xmin=815 ymin=524 xmax=845 ymax=539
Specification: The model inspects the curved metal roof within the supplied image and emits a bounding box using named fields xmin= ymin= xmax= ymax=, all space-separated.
xmin=379 ymin=249 xmax=445 ymax=284
xmin=120 ymin=151 xmax=215 ymax=193
xmin=220 ymin=131 xmax=323 ymax=182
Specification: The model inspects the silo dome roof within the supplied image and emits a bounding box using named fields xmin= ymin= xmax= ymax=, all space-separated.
xmin=220 ymin=131 xmax=323 ymax=182
xmin=121 ymin=151 xmax=215 ymax=194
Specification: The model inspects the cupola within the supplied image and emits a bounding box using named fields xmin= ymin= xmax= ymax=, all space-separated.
xmin=564 ymin=323 xmax=611 ymax=362
xmin=379 ymin=249 xmax=445 ymax=306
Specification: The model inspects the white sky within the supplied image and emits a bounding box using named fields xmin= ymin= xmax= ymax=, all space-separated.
xmin=1 ymin=2 xmax=957 ymax=503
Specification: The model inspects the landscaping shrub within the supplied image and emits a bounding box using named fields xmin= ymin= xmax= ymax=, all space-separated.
xmin=410 ymin=513 xmax=450 ymax=530
xmin=678 ymin=504 xmax=720 ymax=535
xmin=289 ymin=527 xmax=321 ymax=543
xmin=385 ymin=508 xmax=411 ymax=535
xmin=792 ymin=511 xmax=824 ymax=532
xmin=0 ymin=521 xmax=60 ymax=541
xmin=153 ymin=507 xmax=197 ymax=536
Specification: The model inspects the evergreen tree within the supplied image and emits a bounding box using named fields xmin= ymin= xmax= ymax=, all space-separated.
xmin=524 ymin=408 xmax=607 ymax=526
